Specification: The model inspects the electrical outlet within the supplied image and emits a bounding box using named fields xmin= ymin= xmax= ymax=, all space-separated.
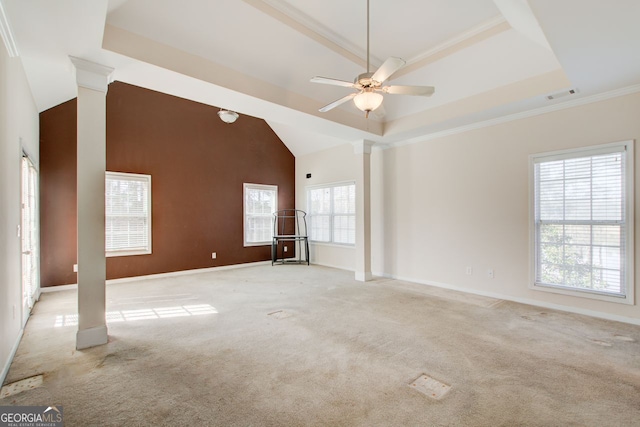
xmin=488 ymin=269 xmax=494 ymax=279
xmin=284 ymin=246 xmax=288 ymax=253
xmin=465 ymin=266 xmax=472 ymax=275
xmin=212 ymin=252 xmax=217 ymax=259
xmin=73 ymin=264 xmax=78 ymax=272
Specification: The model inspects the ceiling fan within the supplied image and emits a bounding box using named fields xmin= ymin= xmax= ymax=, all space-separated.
xmin=311 ymin=0 xmax=435 ymax=118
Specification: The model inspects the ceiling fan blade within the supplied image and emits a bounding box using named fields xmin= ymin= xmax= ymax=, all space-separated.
xmin=319 ymin=93 xmax=357 ymax=112
xmin=382 ymin=85 xmax=435 ymax=96
xmin=371 ymin=57 xmax=406 ymax=83
xmin=310 ymin=76 xmax=358 ymax=88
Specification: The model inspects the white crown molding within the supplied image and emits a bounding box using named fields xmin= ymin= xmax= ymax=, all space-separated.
xmin=244 ymin=0 xmax=367 ymax=69
xmin=0 ymin=0 xmax=18 ymax=57
xmin=69 ymin=56 xmax=114 ymax=93
xmin=386 ymin=83 xmax=640 ymax=150
xmin=260 ymin=0 xmax=381 ymax=66
xmin=254 ymin=1 xmax=507 ymax=74
xmin=406 ymin=15 xmax=507 ymax=66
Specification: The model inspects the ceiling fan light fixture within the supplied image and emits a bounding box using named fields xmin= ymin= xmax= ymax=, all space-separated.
xmin=353 ymin=90 xmax=383 ymax=117
xmin=311 ymin=0 xmax=433 ymax=118
xmin=218 ymin=109 xmax=239 ymax=124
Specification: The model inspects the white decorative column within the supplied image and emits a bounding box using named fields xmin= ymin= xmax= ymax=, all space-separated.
xmin=70 ymin=57 xmax=113 ymax=350
xmin=353 ymin=140 xmax=375 ymax=282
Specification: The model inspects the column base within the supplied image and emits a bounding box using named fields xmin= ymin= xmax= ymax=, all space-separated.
xmin=76 ymin=325 xmax=108 ymax=350
xmin=355 ymin=271 xmax=373 ymax=282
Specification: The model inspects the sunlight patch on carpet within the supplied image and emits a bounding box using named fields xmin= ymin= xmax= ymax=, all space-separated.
xmin=409 ymin=374 xmax=451 ymax=400
xmin=53 ymin=304 xmax=217 ymax=327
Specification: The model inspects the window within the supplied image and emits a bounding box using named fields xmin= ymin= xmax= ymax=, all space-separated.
xmin=531 ymin=141 xmax=634 ymax=303
xmin=244 ymin=183 xmax=277 ymax=246
xmin=307 ymin=182 xmax=356 ymax=245
xmin=106 ymin=172 xmax=151 ymax=256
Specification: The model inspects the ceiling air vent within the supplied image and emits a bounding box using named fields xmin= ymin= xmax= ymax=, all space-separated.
xmin=547 ymin=88 xmax=579 ymax=100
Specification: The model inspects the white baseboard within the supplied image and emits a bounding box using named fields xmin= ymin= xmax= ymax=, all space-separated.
xmin=41 ymin=283 xmax=77 ymax=293
xmin=76 ymin=325 xmax=108 ymax=350
xmin=39 ymin=262 xmax=640 ymax=325
xmin=1 ymin=328 xmax=24 ymax=386
xmin=310 ymin=261 xmax=355 ymax=272
xmin=41 ymin=260 xmax=272 ymax=292
xmin=373 ymin=271 xmax=640 ymax=326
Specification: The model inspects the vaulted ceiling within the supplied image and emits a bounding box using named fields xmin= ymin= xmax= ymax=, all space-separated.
xmin=3 ymin=0 xmax=640 ymax=155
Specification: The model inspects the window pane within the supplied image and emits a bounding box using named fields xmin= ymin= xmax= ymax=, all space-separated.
xmin=533 ymin=146 xmax=628 ymax=297
xmin=246 ymin=215 xmax=273 ymax=243
xmin=309 ymin=215 xmax=330 ymax=242
xmin=246 ymin=189 xmax=276 ymax=215
xmin=334 ymin=185 xmax=355 ymax=214
xmin=244 ymin=184 xmax=277 ymax=245
xmin=309 ymin=188 xmax=331 ymax=214
xmin=105 ymin=173 xmax=151 ymax=254
xmin=592 ymin=225 xmax=620 ymax=247
xmin=307 ymin=183 xmax=356 ymax=245
xmin=333 ymin=215 xmax=355 ymax=244
xmin=538 ymin=179 xmax=563 ymax=221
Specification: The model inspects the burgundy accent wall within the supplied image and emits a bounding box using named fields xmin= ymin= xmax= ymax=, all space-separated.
xmin=39 ymin=82 xmax=295 ymax=287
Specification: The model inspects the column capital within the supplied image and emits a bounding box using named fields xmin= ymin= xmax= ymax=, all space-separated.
xmin=70 ymin=56 xmax=114 ymax=93
xmin=353 ymin=140 xmax=376 ymax=155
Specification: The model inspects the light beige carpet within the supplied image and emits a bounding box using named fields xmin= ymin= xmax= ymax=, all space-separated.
xmin=2 ymin=265 xmax=640 ymax=426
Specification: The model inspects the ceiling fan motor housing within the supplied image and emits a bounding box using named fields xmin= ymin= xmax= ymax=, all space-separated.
xmin=355 ymin=72 xmax=378 ymax=88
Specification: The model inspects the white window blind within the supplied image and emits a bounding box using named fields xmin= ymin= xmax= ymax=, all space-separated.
xmin=307 ymin=183 xmax=355 ymax=245
xmin=532 ymin=142 xmax=633 ymax=300
xmin=106 ymin=172 xmax=151 ymax=256
xmin=244 ymin=183 xmax=277 ymax=246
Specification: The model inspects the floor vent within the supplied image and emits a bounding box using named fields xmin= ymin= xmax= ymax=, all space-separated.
xmin=267 ymin=310 xmax=292 ymax=319
xmin=0 ymin=374 xmax=44 ymax=399
xmin=409 ymin=374 xmax=451 ymax=400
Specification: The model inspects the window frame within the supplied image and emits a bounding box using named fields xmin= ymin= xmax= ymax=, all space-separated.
xmin=243 ymin=183 xmax=278 ymax=247
xmin=306 ymin=181 xmax=356 ymax=246
xmin=105 ymin=171 xmax=152 ymax=257
xmin=529 ymin=140 xmax=634 ymax=304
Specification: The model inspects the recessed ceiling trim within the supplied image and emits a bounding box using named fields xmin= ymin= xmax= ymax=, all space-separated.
xmin=384 ymin=69 xmax=571 ymax=139
xmin=392 ymin=17 xmax=511 ymax=80
xmin=385 ymin=82 xmax=640 ymax=150
xmin=243 ymin=0 xmax=368 ymax=69
xmin=493 ymin=0 xmax=551 ymax=50
xmin=407 ymin=15 xmax=508 ymax=65
xmin=250 ymin=1 xmax=510 ymax=78
xmin=0 ymin=0 xmax=18 ymax=57
xmin=102 ymin=24 xmax=383 ymax=136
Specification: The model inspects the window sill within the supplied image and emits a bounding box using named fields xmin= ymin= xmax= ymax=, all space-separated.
xmin=106 ymin=249 xmax=151 ymax=258
xmin=530 ymin=282 xmax=633 ymax=305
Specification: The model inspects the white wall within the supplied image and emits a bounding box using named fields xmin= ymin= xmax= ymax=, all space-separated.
xmin=298 ymin=92 xmax=640 ymax=322
xmin=0 ymin=44 xmax=40 ymax=384
xmin=373 ymin=92 xmax=640 ymax=322
xmin=295 ymin=142 xmax=356 ymax=271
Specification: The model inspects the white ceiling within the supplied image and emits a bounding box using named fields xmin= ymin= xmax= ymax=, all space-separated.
xmin=3 ymin=0 xmax=640 ymax=156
